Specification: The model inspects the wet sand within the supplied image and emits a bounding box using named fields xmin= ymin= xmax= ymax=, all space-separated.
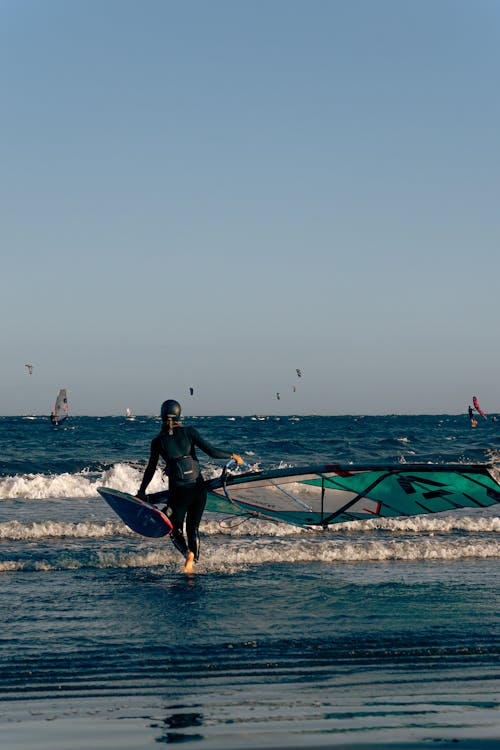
xmin=2 ymin=678 xmax=499 ymax=750
xmin=2 ymin=714 xmax=499 ymax=750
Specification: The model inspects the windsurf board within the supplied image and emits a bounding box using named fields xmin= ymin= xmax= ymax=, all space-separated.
xmin=97 ymin=487 xmax=173 ymax=538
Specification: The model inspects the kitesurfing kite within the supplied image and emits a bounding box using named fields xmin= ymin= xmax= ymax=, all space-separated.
xmin=296 ymin=369 xmax=302 ymax=378
xmin=473 ymin=396 xmax=487 ymax=419
xmin=189 ymin=387 xmax=194 ymax=396
xmin=25 ymin=364 xmax=33 ymax=375
xmin=98 ymin=461 xmax=500 ymax=538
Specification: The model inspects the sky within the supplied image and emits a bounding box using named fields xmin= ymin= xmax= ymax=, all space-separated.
xmin=2 ymin=0 xmax=500 ymax=416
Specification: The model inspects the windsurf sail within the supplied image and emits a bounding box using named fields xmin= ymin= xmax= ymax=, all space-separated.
xmin=205 ymin=462 xmax=500 ymax=528
xmin=50 ymin=389 xmax=68 ymax=425
xmin=473 ymin=396 xmax=487 ymax=419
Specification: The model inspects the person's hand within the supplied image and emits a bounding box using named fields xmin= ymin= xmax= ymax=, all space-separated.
xmin=231 ymin=453 xmax=244 ymax=466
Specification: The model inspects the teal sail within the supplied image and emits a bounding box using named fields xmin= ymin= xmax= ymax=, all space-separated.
xmin=207 ymin=463 xmax=500 ymax=528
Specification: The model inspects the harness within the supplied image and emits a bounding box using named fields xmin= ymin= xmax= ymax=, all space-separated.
xmin=160 ymin=428 xmax=201 ymax=486
xmin=166 ymin=454 xmax=201 ymax=485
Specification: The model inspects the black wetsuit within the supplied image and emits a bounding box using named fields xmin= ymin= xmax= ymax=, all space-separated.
xmin=138 ymin=425 xmax=232 ymax=559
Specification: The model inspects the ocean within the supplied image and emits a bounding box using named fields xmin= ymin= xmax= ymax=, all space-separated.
xmin=0 ymin=414 xmax=499 ymax=749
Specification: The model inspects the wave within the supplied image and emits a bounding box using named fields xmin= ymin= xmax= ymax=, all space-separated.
xmin=6 ymin=454 xmax=500 ymax=503
xmin=0 ymin=462 xmax=167 ymax=500
xmin=0 ymin=462 xmax=236 ymax=500
xmin=0 ymin=520 xmax=128 ymax=540
xmin=1 ymin=511 xmax=499 ymax=542
xmin=1 ymin=535 xmax=499 ymax=573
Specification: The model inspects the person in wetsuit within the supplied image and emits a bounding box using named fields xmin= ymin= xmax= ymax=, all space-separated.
xmin=137 ymin=399 xmax=243 ymax=573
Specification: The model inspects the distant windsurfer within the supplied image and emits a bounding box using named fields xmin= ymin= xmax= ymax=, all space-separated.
xmin=468 ymin=405 xmax=477 ymax=428
xmin=50 ymin=389 xmax=68 ymax=427
xmin=136 ymin=399 xmax=243 ymax=573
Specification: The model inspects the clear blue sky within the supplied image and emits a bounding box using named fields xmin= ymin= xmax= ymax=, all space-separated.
xmin=2 ymin=0 xmax=499 ymax=416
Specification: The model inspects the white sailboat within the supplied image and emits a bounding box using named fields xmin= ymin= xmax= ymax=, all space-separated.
xmin=50 ymin=389 xmax=68 ymax=426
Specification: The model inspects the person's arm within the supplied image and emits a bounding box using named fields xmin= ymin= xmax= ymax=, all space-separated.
xmin=137 ymin=438 xmax=161 ymax=498
xmin=190 ymin=427 xmax=244 ymax=464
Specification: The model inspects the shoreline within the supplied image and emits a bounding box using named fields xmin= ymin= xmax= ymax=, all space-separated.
xmin=1 ymin=714 xmax=499 ymax=750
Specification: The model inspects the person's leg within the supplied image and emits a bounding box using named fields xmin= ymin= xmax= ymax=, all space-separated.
xmin=167 ymin=489 xmax=189 ymax=556
xmin=185 ymin=483 xmax=207 ymax=561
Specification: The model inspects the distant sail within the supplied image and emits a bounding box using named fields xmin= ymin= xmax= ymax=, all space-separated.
xmin=125 ymin=407 xmax=135 ymax=420
xmin=473 ymin=396 xmax=487 ymax=419
xmin=50 ymin=389 xmax=68 ymax=425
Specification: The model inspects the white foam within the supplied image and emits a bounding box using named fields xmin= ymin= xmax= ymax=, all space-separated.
xmin=203 ymin=511 xmax=500 ymax=537
xmin=0 ymin=471 xmax=99 ymax=499
xmin=0 ymin=520 xmax=127 ymax=540
xmin=0 ymin=548 xmax=177 ymax=573
xmin=202 ymin=516 xmax=305 ymax=537
xmin=0 ymin=463 xmax=166 ymax=500
xmin=335 ymin=513 xmax=500 ymax=534
xmin=0 ymin=509 xmax=498 ymax=542
xmin=1 ymin=535 xmax=498 ymax=574
xmin=0 ymin=461 xmax=255 ymax=500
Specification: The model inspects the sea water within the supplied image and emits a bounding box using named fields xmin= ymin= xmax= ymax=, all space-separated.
xmin=0 ymin=415 xmax=499 ymax=749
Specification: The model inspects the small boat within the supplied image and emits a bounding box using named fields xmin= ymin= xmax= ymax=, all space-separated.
xmin=50 ymin=389 xmax=68 ymax=425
